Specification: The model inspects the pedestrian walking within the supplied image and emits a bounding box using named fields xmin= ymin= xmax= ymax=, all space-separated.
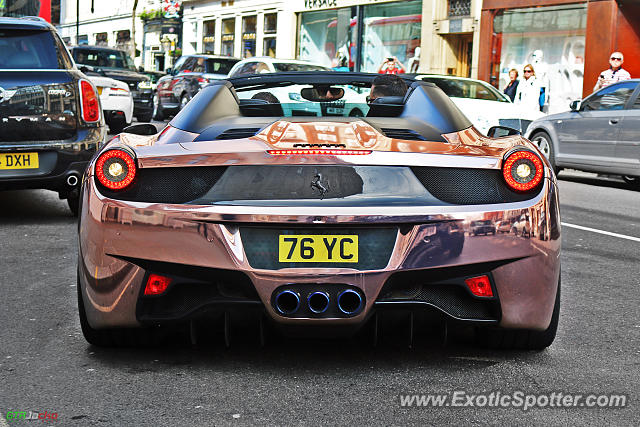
xmin=593 ymin=51 xmax=631 ymax=92
xmin=503 ymin=68 xmax=519 ymax=102
xmin=514 ymin=64 xmax=541 ymax=116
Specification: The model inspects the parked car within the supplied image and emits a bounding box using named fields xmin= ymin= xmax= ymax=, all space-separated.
xmin=84 ymin=70 xmax=134 ymax=134
xmin=525 ymin=79 xmax=640 ymax=189
xmin=0 ymin=17 xmax=106 ymax=215
xmin=470 ymin=220 xmax=496 ymax=236
xmin=77 ymin=72 xmax=560 ymax=350
xmin=154 ymin=54 xmax=239 ymax=120
xmin=496 ymin=220 xmax=512 ymax=234
xmin=69 ymin=45 xmax=154 ymax=122
xmin=229 ymin=57 xmax=367 ymax=117
xmin=414 ymin=74 xmax=544 ymax=134
xmin=511 ymin=214 xmax=531 ymax=237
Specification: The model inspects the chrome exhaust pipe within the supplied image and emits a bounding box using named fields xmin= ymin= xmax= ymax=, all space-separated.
xmin=274 ymin=290 xmax=300 ymax=315
xmin=337 ymin=289 xmax=363 ymax=315
xmin=66 ymin=174 xmax=79 ymax=187
xmin=307 ymin=291 xmax=330 ymax=314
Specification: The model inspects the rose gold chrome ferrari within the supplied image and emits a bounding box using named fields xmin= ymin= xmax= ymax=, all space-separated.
xmin=77 ymin=73 xmax=561 ymax=349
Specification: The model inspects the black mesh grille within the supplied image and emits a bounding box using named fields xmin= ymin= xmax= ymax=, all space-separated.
xmin=380 ymin=128 xmax=427 ymax=141
xmin=411 ymin=167 xmax=539 ymax=205
xmin=215 ymin=128 xmax=261 ymax=140
xmin=96 ymin=166 xmax=227 ymax=203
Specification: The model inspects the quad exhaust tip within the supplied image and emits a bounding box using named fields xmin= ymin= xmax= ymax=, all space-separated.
xmin=337 ymin=289 xmax=363 ymax=315
xmin=307 ymin=291 xmax=330 ymax=314
xmin=275 ymin=290 xmax=300 ymax=315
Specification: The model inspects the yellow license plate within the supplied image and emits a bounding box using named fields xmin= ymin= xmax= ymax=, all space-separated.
xmin=278 ymin=234 xmax=358 ymax=263
xmin=0 ymin=152 xmax=39 ymax=170
xmin=97 ymin=86 xmax=103 ymax=95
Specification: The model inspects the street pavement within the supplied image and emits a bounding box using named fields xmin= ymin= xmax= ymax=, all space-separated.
xmin=0 ymin=165 xmax=638 ymax=425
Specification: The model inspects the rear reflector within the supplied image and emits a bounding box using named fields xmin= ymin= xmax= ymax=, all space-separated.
xmin=267 ymin=149 xmax=372 ymax=156
xmin=144 ymin=274 xmax=172 ymax=296
xmin=79 ymin=80 xmax=100 ymax=123
xmin=464 ymin=275 xmax=493 ymax=297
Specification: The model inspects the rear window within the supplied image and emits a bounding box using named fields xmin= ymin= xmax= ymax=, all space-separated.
xmin=72 ymin=48 xmax=135 ymax=70
xmin=0 ymin=29 xmax=63 ymax=69
xmin=206 ymin=59 xmax=238 ymax=74
xmin=273 ymin=63 xmax=331 ymax=72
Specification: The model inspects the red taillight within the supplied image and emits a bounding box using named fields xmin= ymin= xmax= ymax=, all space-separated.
xmin=267 ymin=149 xmax=372 ymax=156
xmin=197 ymin=77 xmax=210 ymax=84
xmin=80 ymin=80 xmax=100 ymax=123
xmin=464 ymin=275 xmax=493 ymax=297
xmin=144 ymin=274 xmax=172 ymax=296
xmin=95 ymin=149 xmax=136 ymax=190
xmin=502 ymin=149 xmax=544 ymax=192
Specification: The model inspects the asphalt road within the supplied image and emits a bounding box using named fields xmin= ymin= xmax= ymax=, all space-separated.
xmin=0 ymin=168 xmax=638 ymax=425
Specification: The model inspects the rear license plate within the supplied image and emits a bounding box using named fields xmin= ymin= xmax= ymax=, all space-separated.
xmin=0 ymin=152 xmax=39 ymax=170
xmin=278 ymin=234 xmax=358 ymax=263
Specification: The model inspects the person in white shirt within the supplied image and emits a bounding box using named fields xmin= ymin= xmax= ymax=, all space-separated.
xmin=593 ymin=52 xmax=631 ymax=92
xmin=514 ymin=64 xmax=542 ymax=116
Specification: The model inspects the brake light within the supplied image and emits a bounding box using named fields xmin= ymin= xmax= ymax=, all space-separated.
xmin=464 ymin=275 xmax=493 ymax=297
xmin=502 ymin=149 xmax=544 ymax=192
xmin=95 ymin=149 xmax=136 ymax=190
xmin=80 ymin=80 xmax=100 ymax=123
xmin=267 ymin=149 xmax=372 ymax=156
xmin=144 ymin=274 xmax=172 ymax=296
xmin=197 ymin=77 xmax=210 ymax=85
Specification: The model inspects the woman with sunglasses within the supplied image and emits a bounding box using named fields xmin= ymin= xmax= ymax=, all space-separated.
xmin=593 ymin=52 xmax=631 ymax=92
xmin=514 ymin=64 xmax=542 ymax=116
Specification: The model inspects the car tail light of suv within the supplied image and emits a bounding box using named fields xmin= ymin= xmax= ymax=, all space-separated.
xmin=79 ymin=79 xmax=101 ymax=123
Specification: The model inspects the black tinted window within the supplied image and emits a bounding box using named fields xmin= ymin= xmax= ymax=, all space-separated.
xmin=273 ymin=63 xmax=331 ymax=72
xmin=0 ymin=29 xmax=63 ymax=69
xmin=422 ymin=78 xmax=508 ymax=102
xmin=583 ymin=81 xmax=638 ymax=111
xmin=72 ymin=48 xmax=132 ymax=70
xmin=206 ymin=58 xmax=237 ymax=74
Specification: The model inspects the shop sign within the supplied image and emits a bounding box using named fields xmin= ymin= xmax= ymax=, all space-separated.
xmin=242 ymin=33 xmax=256 ymax=40
xmin=304 ymin=0 xmax=338 ymax=9
xmin=163 ymin=0 xmax=182 ymax=19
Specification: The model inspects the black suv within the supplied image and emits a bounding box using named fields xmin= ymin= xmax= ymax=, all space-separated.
xmin=69 ymin=45 xmax=154 ymax=122
xmin=154 ymin=54 xmax=238 ymax=120
xmin=0 ymin=17 xmax=106 ymax=214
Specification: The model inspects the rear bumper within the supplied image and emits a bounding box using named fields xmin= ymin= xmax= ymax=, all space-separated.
xmin=0 ymin=127 xmax=105 ymax=194
xmin=78 ymin=176 xmax=561 ymax=332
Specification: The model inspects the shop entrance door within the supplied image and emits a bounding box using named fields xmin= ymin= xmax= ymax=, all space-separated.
xmin=445 ymin=34 xmax=473 ymax=77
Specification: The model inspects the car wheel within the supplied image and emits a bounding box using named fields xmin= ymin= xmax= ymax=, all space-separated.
xmin=152 ymin=92 xmax=166 ymax=121
xmin=180 ymin=93 xmax=191 ymax=111
xmin=476 ymin=276 xmax=560 ymax=350
xmin=136 ymin=112 xmax=153 ymax=123
xmin=622 ymin=175 xmax=640 ymax=190
xmin=66 ymin=193 xmax=79 ymax=216
xmin=349 ymin=108 xmax=364 ymax=117
xmin=530 ymin=131 xmax=559 ymax=175
xmin=77 ymin=271 xmax=166 ymax=347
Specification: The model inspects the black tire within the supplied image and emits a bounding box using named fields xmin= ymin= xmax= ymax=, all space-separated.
xmin=349 ymin=108 xmax=364 ymax=117
xmin=622 ymin=175 xmax=640 ymax=190
xmin=136 ymin=112 xmax=153 ymax=123
xmin=67 ymin=193 xmax=79 ymax=216
xmin=179 ymin=93 xmax=191 ymax=111
xmin=530 ymin=131 xmax=559 ymax=176
xmin=108 ymin=120 xmax=127 ymax=134
xmin=152 ymin=92 xmax=166 ymax=121
xmin=77 ymin=271 xmax=165 ymax=347
xmin=476 ymin=276 xmax=560 ymax=350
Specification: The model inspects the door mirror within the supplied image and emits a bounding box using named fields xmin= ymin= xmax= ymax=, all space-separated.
xmin=487 ymin=126 xmax=521 ymax=138
xmin=570 ymin=100 xmax=581 ymax=111
xmin=165 ymin=67 xmax=173 ymax=75
xmin=122 ymin=123 xmax=158 ymax=135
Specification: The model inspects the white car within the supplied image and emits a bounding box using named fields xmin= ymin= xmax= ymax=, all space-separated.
xmin=414 ymin=75 xmax=544 ymax=134
xmin=85 ymin=75 xmax=133 ymax=133
xmin=228 ymin=57 xmax=367 ymax=117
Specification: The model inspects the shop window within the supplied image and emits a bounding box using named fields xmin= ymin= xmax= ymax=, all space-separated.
xmin=299 ymin=7 xmax=357 ymax=70
xmin=115 ymin=30 xmax=131 ymax=52
xmin=448 ymin=0 xmax=471 ymax=18
xmin=221 ymin=18 xmax=235 ymax=57
xmin=264 ymin=13 xmax=277 ymax=34
xmin=361 ymin=0 xmax=421 ymax=73
xmin=242 ymin=15 xmax=257 ymax=58
xmin=203 ymin=20 xmax=216 ymax=54
xmin=264 ymin=37 xmax=276 ymax=58
xmin=95 ymin=32 xmax=108 ymax=46
xmin=77 ymin=35 xmax=88 ymax=45
xmin=491 ymin=4 xmax=587 ymax=114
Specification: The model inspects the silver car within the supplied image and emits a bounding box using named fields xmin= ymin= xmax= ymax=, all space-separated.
xmin=525 ymin=79 xmax=640 ymax=189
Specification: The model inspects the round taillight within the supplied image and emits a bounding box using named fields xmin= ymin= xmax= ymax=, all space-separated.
xmin=502 ymin=150 xmax=544 ymax=192
xmin=95 ymin=149 xmax=136 ymax=190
